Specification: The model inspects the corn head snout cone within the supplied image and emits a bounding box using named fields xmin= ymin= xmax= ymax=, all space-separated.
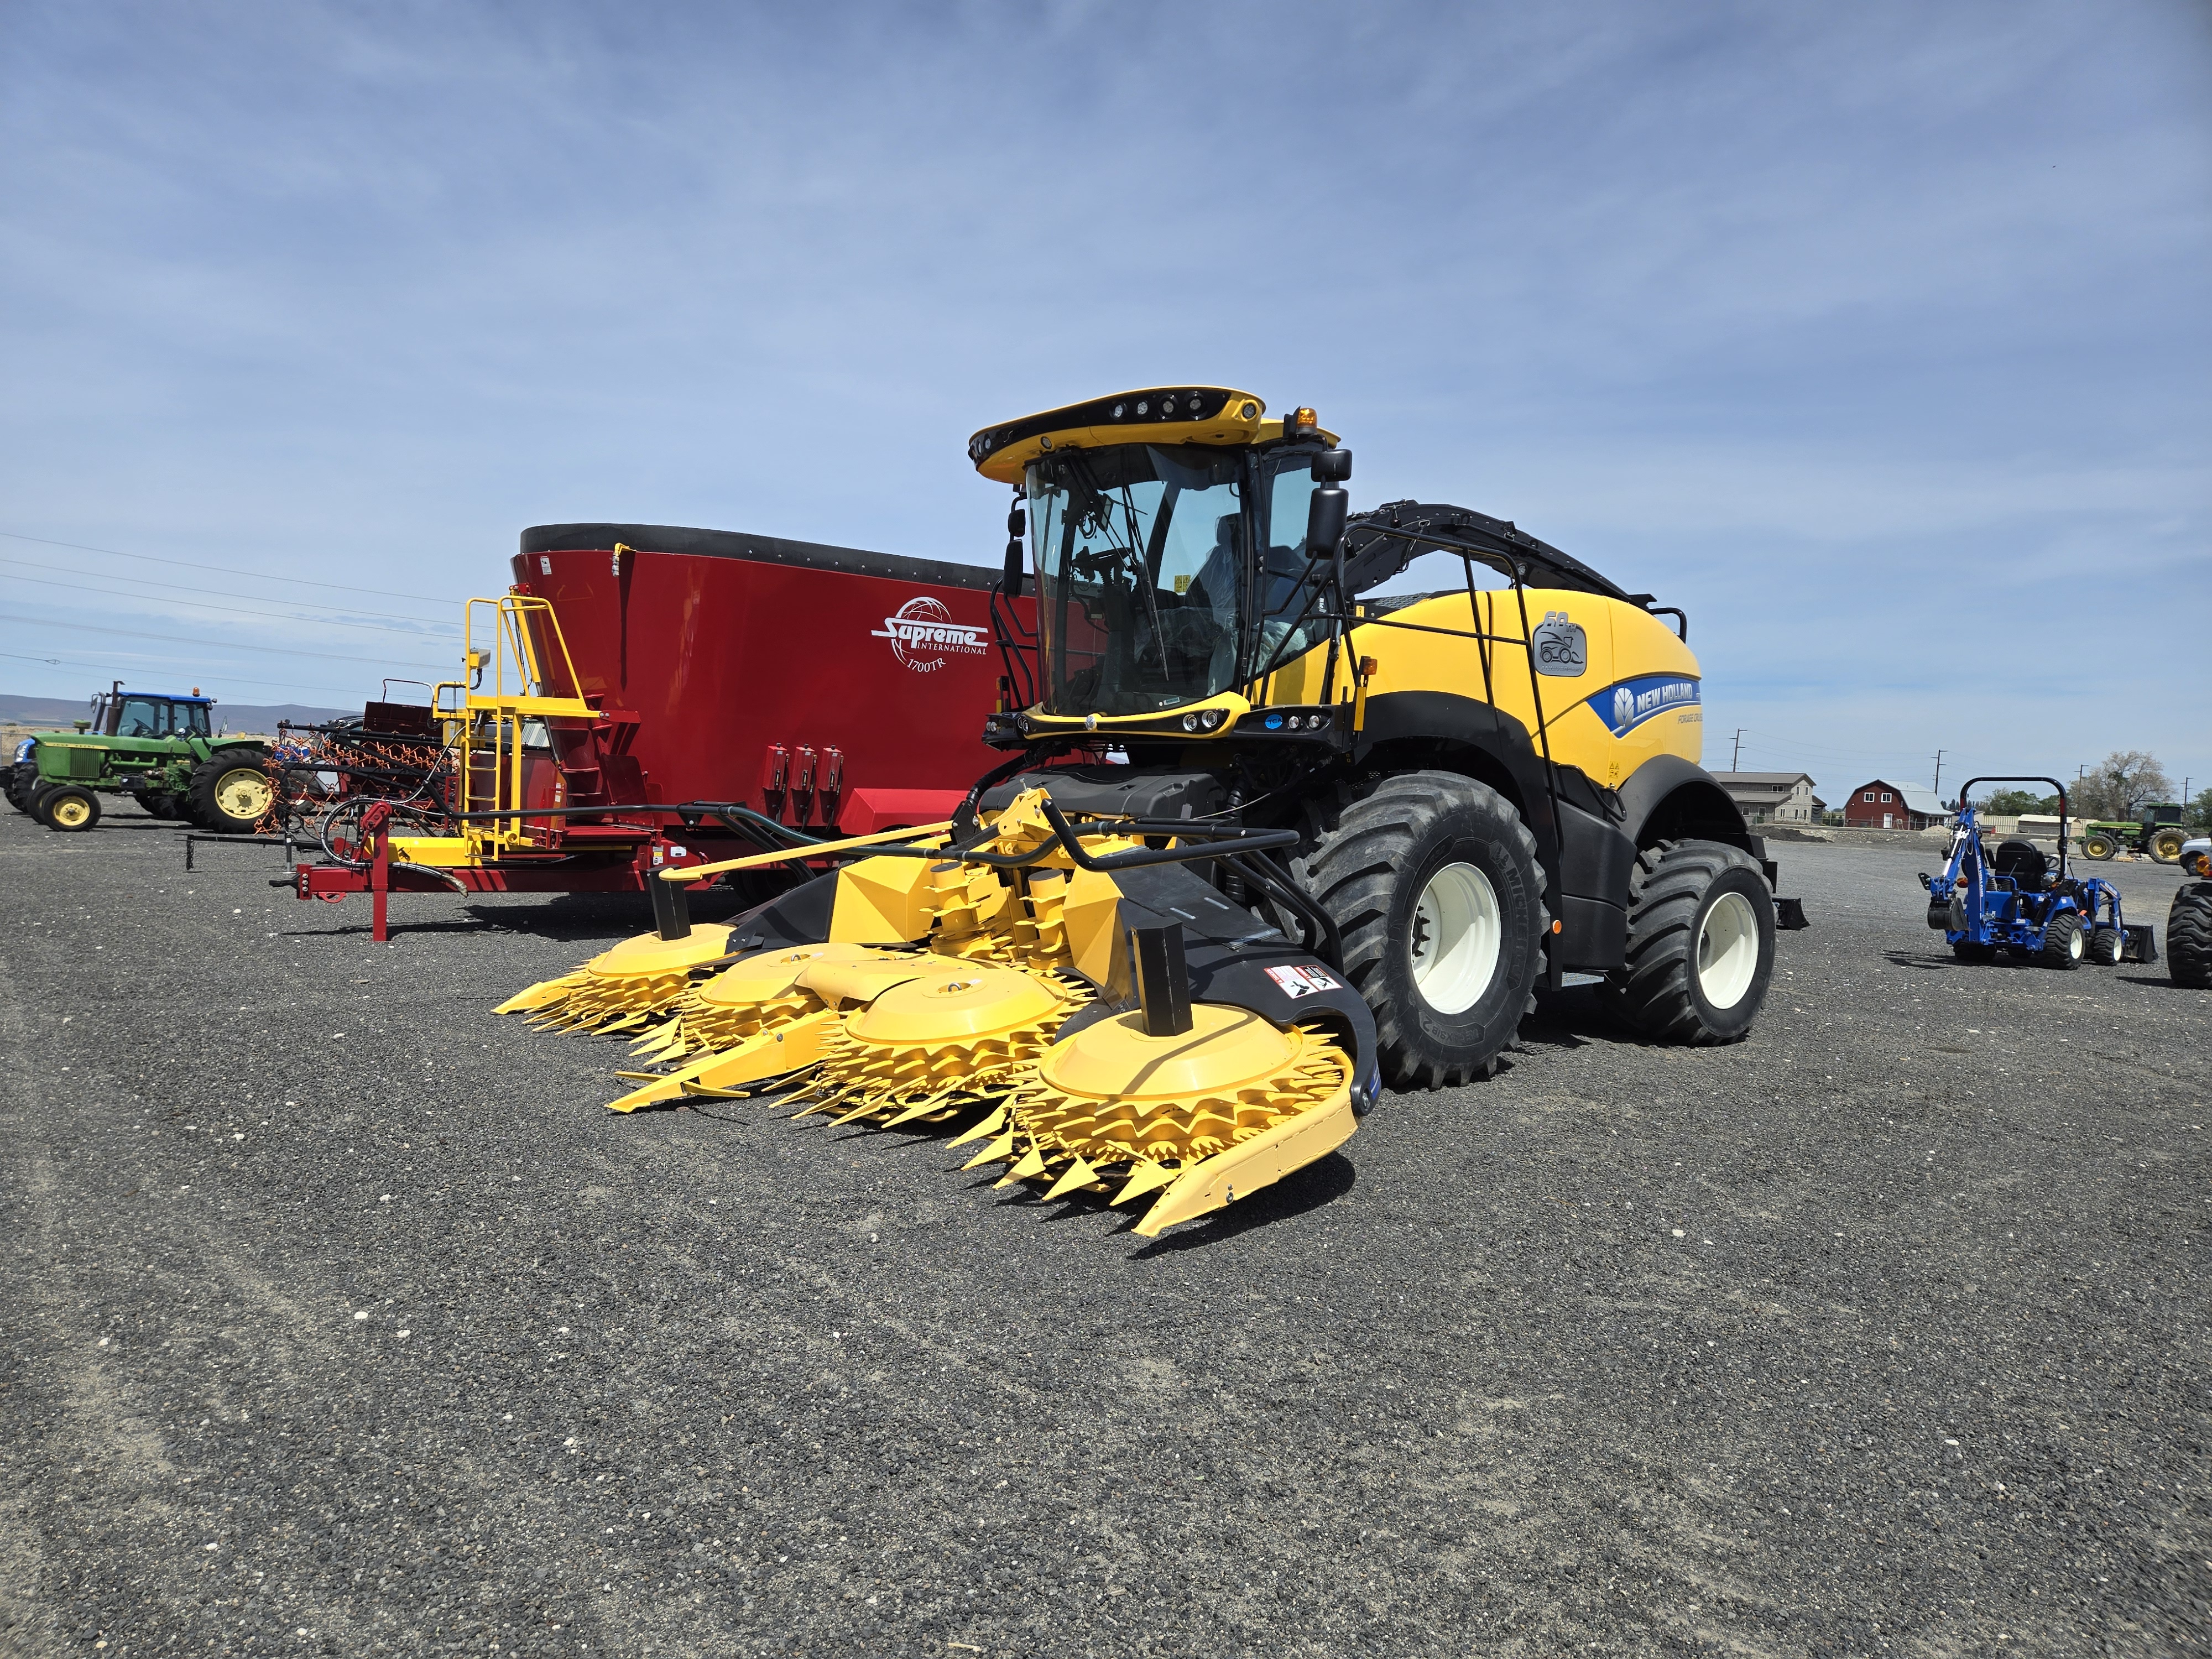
xmin=787 ymin=963 xmax=1089 ymax=1127
xmin=492 ymin=924 xmax=735 ymax=1032
xmin=986 ymin=1005 xmax=1357 ymax=1235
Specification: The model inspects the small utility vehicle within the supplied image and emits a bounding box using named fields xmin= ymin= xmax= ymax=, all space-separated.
xmin=1919 ymin=776 xmax=2156 ymax=967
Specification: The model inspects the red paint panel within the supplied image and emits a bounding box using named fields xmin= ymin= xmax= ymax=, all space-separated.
xmin=510 ymin=543 xmax=1024 ymax=824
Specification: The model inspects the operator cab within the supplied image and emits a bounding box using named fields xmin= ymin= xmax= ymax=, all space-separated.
xmin=90 ymin=689 xmax=213 ymax=739
xmin=971 ymin=388 xmax=1343 ymax=721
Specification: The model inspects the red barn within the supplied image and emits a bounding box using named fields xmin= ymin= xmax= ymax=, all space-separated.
xmin=1843 ymin=779 xmax=1951 ymax=831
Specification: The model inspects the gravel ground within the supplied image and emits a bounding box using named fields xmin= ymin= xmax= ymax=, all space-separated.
xmin=3 ymin=804 xmax=2206 ymax=1658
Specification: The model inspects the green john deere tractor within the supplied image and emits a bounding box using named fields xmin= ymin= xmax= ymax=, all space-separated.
xmin=2078 ymin=803 xmax=2189 ymax=864
xmin=6 ymin=684 xmax=274 ymax=834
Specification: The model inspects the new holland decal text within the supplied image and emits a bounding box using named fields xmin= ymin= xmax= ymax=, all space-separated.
xmin=1592 ymin=673 xmax=1701 ymax=736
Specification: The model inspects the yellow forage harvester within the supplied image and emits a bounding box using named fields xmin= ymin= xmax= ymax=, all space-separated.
xmin=495 ymin=786 xmax=1374 ymax=1235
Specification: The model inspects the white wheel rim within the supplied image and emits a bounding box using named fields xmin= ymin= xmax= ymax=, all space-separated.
xmin=1697 ymin=891 xmax=1761 ymax=1010
xmin=1408 ymin=860 xmax=1503 ymax=1015
xmin=2068 ymin=926 xmax=2083 ymax=961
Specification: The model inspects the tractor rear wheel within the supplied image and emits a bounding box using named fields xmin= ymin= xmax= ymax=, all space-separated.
xmin=2080 ymin=830 xmax=2119 ymax=860
xmin=39 ymin=785 xmax=101 ymax=832
xmin=186 ymin=748 xmax=274 ymax=833
xmin=2088 ymin=926 xmax=2125 ymax=966
xmin=2169 ymin=883 xmax=2212 ymax=989
xmin=1294 ymin=770 xmax=1548 ymax=1089
xmin=1603 ymin=839 xmax=1777 ymax=1043
xmin=2148 ymin=826 xmax=2188 ymax=864
xmin=2038 ymin=910 xmax=2084 ymax=969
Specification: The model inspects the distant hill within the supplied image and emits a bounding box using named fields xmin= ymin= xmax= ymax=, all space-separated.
xmin=0 ymin=693 xmax=353 ymax=734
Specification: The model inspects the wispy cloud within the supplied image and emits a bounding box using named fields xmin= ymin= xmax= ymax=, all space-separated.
xmin=1 ymin=1 xmax=2205 ymax=788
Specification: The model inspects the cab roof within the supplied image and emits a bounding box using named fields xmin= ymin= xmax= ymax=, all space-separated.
xmin=967 ymin=387 xmax=1335 ymax=484
xmin=109 ymin=691 xmax=212 ymax=703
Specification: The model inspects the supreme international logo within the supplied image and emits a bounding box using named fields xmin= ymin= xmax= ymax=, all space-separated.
xmin=871 ymin=596 xmax=990 ymax=674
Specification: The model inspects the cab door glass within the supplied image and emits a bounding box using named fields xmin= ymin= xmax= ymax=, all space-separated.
xmin=116 ymin=698 xmax=163 ymax=737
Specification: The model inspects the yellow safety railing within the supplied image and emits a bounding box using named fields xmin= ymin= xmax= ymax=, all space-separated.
xmin=451 ymin=594 xmax=597 ymax=858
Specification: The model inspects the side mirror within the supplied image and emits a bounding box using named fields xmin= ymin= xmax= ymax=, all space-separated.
xmin=1004 ymin=504 xmax=1027 ymax=597
xmin=1305 ymin=484 xmax=1349 ymax=560
xmin=1311 ymin=448 xmax=1353 ymax=483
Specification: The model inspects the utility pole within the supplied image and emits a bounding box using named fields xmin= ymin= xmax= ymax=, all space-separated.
xmin=1731 ymin=729 xmax=1744 ymax=770
xmin=1932 ymin=749 xmax=1944 ymax=799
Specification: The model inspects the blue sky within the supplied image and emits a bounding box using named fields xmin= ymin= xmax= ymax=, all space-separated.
xmin=4 ymin=2 xmax=2206 ymax=800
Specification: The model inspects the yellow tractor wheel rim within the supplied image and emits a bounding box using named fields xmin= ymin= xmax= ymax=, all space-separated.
xmin=214 ymin=769 xmax=273 ymax=820
xmin=50 ymin=795 xmax=93 ymax=829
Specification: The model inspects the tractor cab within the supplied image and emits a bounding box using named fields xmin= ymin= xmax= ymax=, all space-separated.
xmin=90 ymin=688 xmax=213 ymax=740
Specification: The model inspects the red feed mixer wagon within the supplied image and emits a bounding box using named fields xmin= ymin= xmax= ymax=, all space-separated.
xmin=284 ymin=523 xmax=1031 ymax=937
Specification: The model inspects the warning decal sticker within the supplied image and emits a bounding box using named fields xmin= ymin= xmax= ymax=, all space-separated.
xmin=1264 ymin=963 xmax=1339 ymax=998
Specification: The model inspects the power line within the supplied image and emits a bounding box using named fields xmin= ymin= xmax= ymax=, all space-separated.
xmin=0 ymin=529 xmax=469 ymax=606
xmin=0 ymin=612 xmax=450 ymax=672
xmin=0 ymin=556 xmax=457 ymax=628
xmin=3 ymin=571 xmax=462 ymax=639
xmin=0 ymin=649 xmax=368 ymax=701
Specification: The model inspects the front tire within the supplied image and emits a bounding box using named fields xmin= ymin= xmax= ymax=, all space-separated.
xmin=2038 ymin=910 xmax=2084 ymax=969
xmin=2169 ymin=884 xmax=2212 ymax=989
xmin=39 ymin=785 xmax=101 ymax=832
xmin=2080 ymin=830 xmax=2118 ymax=861
xmin=1603 ymin=839 xmax=1776 ymax=1043
xmin=2088 ymin=926 xmax=2125 ymax=966
xmin=1295 ymin=770 xmax=1548 ymax=1089
xmin=186 ymin=748 xmax=274 ymax=833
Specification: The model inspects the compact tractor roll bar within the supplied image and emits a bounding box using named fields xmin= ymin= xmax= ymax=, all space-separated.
xmin=1954 ymin=776 xmax=2072 ymax=875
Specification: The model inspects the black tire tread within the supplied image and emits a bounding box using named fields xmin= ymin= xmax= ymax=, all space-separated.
xmin=1294 ymin=770 xmax=1547 ymax=1089
xmin=2169 ymin=883 xmax=2212 ymax=990
xmin=1601 ymin=839 xmax=1768 ymax=1044
xmin=186 ymin=747 xmax=273 ymax=832
xmin=2037 ymin=909 xmax=2083 ymax=970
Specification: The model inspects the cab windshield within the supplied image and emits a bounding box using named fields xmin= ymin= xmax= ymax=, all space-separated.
xmin=1027 ymin=445 xmax=1326 ymax=717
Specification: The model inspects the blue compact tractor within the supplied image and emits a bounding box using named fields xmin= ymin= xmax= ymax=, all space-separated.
xmin=1918 ymin=776 xmax=2157 ymax=968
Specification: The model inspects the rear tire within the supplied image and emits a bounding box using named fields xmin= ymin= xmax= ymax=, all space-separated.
xmin=186 ymin=748 xmax=273 ymax=833
xmin=1602 ymin=839 xmax=1776 ymax=1043
xmin=2169 ymin=883 xmax=2212 ymax=989
xmin=39 ymin=785 xmax=101 ymax=832
xmin=2038 ymin=910 xmax=2084 ymax=969
xmin=1294 ymin=770 xmax=1548 ymax=1089
xmin=2148 ymin=826 xmax=2187 ymax=864
xmin=2088 ymin=926 xmax=2125 ymax=966
xmin=2080 ymin=831 xmax=2118 ymax=860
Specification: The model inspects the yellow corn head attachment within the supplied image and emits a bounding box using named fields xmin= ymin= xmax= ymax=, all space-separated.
xmin=499 ymin=787 xmax=1377 ymax=1236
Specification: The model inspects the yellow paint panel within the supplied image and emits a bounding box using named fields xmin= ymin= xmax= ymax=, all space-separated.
xmin=1134 ymin=1085 xmax=1357 ymax=1237
xmin=388 ymin=836 xmax=478 ymax=868
xmin=1270 ymin=587 xmax=1704 ymax=785
xmin=828 ymin=855 xmax=936 ymax=943
xmin=1060 ymin=865 xmax=1128 ymax=992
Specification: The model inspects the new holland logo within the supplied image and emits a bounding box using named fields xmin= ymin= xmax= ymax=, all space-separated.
xmin=872 ymin=596 xmax=990 ymax=674
xmin=1592 ymin=673 xmax=1700 ymax=737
